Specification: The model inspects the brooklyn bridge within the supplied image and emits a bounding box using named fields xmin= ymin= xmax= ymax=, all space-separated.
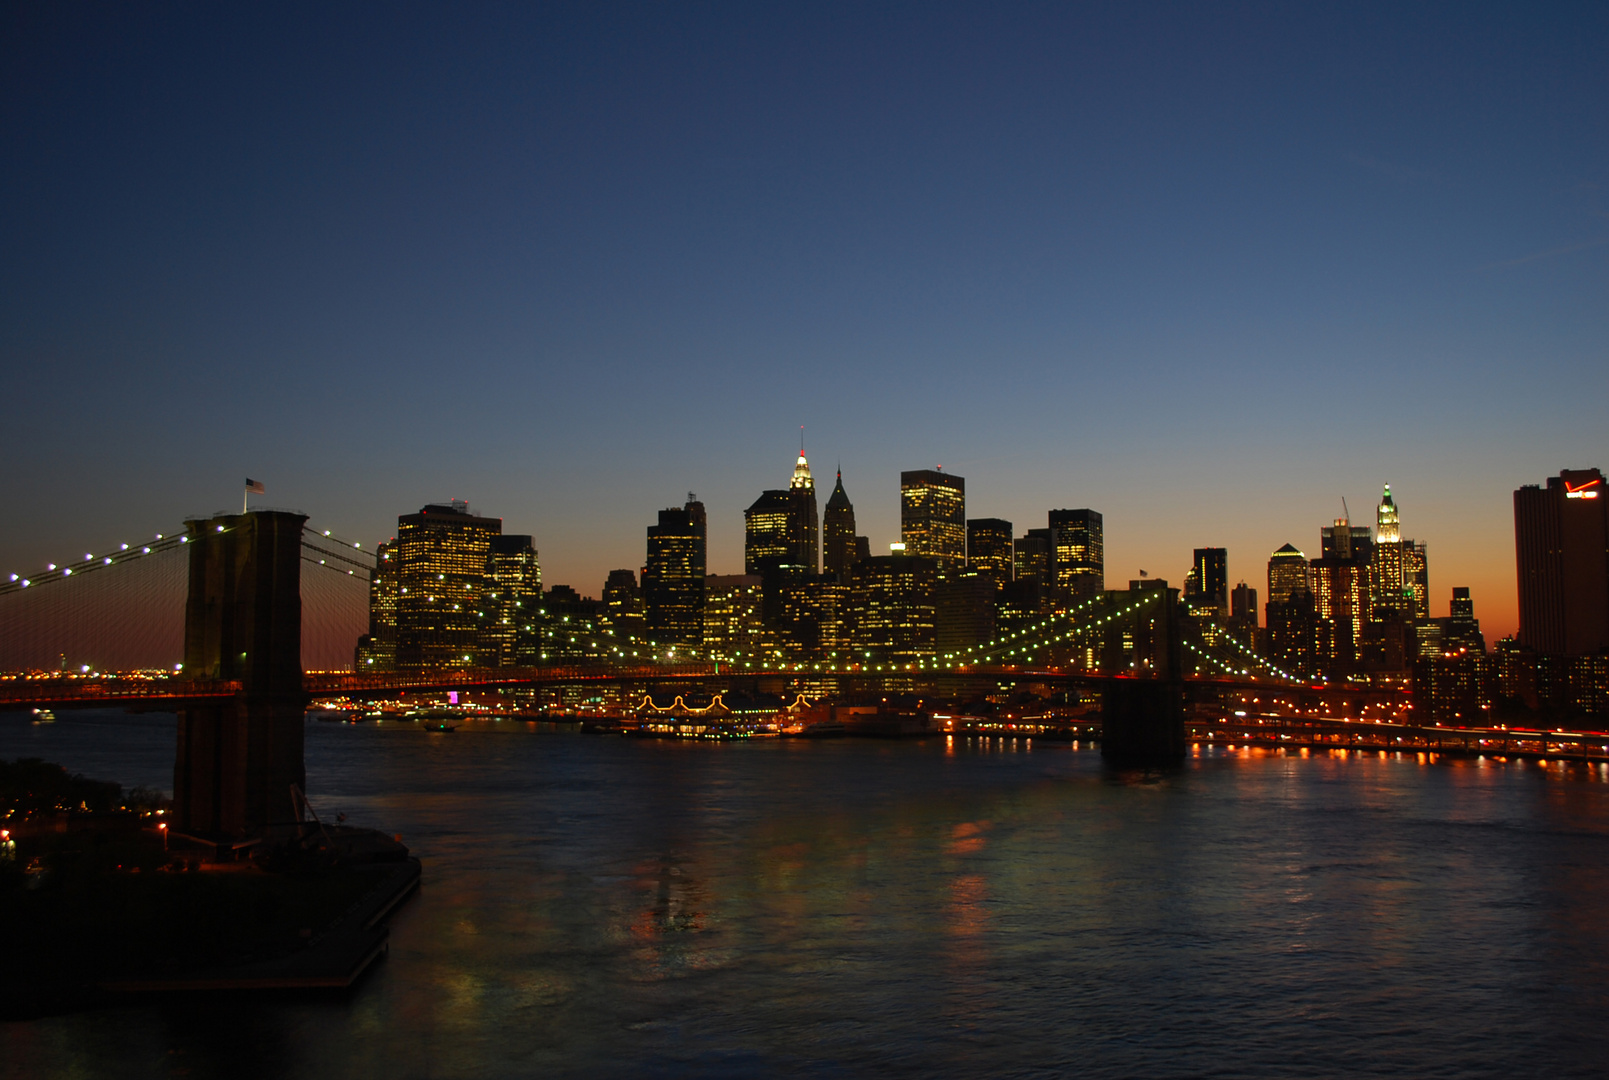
xmin=3 ymin=508 xmax=1597 ymax=839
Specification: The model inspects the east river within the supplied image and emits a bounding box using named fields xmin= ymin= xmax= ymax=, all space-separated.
xmin=4 ymin=711 xmax=1609 ymax=1078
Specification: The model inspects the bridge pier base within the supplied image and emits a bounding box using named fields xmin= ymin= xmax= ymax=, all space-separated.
xmin=1100 ymin=585 xmax=1186 ymax=767
xmin=1099 ymin=679 xmax=1187 ymax=766
xmin=173 ymin=511 xmax=307 ymax=837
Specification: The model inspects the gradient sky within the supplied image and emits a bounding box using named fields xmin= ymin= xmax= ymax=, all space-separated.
xmin=4 ymin=2 xmax=1607 ymax=641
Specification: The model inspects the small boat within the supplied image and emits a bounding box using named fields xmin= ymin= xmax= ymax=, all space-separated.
xmin=424 ymin=720 xmax=457 ymax=733
xmin=30 ymin=708 xmax=56 ymax=724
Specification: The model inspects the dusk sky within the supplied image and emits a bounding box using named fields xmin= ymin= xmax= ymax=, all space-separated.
xmin=4 ymin=2 xmax=1607 ymax=640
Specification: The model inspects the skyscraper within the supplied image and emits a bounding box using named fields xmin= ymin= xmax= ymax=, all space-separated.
xmin=744 ymin=490 xmax=792 ymax=575
xmin=1266 ymin=543 xmax=1309 ymax=604
xmin=1370 ymin=484 xmax=1428 ymax=622
xmin=1014 ymin=529 xmax=1052 ymax=585
xmin=643 ymin=496 xmax=706 ymax=647
xmin=900 ymin=469 xmax=966 ymax=567
xmin=967 ymin=518 xmax=1014 ymax=587
xmin=787 ymin=451 xmax=819 ymax=574
xmin=1514 ymin=468 xmax=1609 ymax=655
xmin=393 ymin=501 xmax=502 ymax=671
xmin=478 ymin=534 xmax=541 ymax=667
xmin=1185 ymin=548 xmax=1228 ymax=615
xmin=822 ymin=469 xmax=858 ymax=581
xmin=1311 ymin=518 xmax=1372 ymax=674
xmin=1048 ymin=509 xmax=1103 ymax=608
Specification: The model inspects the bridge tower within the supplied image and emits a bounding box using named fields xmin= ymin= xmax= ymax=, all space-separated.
xmin=1100 ymin=585 xmax=1187 ymax=765
xmin=173 ymin=510 xmax=307 ymax=836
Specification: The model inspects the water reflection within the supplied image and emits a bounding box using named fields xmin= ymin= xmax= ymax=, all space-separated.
xmin=3 ymin=716 xmax=1609 ymax=1077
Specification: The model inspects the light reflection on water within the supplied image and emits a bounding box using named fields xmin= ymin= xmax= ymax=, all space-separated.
xmin=3 ymin=713 xmax=1609 ymax=1078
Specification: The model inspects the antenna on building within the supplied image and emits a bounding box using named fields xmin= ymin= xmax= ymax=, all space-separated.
xmin=1341 ymin=496 xmax=1351 ymax=524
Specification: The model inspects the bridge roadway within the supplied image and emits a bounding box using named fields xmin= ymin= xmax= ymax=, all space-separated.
xmin=2 ymin=662 xmax=1401 ymax=711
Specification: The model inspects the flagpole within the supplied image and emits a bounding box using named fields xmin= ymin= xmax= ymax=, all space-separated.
xmin=243 ymin=482 xmax=248 ymax=515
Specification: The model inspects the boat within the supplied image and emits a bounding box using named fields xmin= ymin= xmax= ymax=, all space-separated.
xmin=30 ymin=708 xmax=56 ymax=724
xmin=406 ymin=706 xmax=464 ymax=732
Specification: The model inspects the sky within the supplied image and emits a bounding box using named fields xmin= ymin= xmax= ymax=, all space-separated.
xmin=3 ymin=2 xmax=1607 ymax=641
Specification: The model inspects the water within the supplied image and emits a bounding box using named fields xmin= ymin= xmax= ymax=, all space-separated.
xmin=4 ymin=711 xmax=1609 ymax=1078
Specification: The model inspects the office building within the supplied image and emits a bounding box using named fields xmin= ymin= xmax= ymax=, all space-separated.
xmin=356 ymin=540 xmax=399 ymax=672
xmin=822 ymin=469 xmax=858 ymax=580
xmin=478 ymin=534 xmax=541 ymax=667
xmin=1266 ymin=544 xmax=1309 ymax=605
xmin=1015 ymin=529 xmax=1052 ymax=586
xmin=846 ymin=553 xmax=938 ymax=663
xmin=787 ymin=451 xmax=820 ymax=574
xmin=1440 ymin=587 xmax=1486 ymax=655
xmin=900 ymin=470 xmax=966 ymax=567
xmin=644 ymin=496 xmax=706 ymax=646
xmin=703 ymin=574 xmax=764 ymax=661
xmin=745 ymin=490 xmax=792 ymax=575
xmin=936 ymin=571 xmax=996 ymax=650
xmin=1048 ymin=509 xmax=1104 ymax=608
xmin=393 ymin=501 xmax=502 ymax=672
xmin=1311 ymin=518 xmax=1372 ymax=674
xmin=601 ymin=569 xmax=646 ymax=636
xmin=1514 ymin=468 xmax=1609 ymax=656
xmin=967 ymin=518 xmax=1014 ymax=587
xmin=1185 ymin=548 xmax=1228 ymax=615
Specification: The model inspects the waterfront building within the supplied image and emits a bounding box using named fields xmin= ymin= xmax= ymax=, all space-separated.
xmin=478 ymin=534 xmax=541 ymax=667
xmin=393 ymin=501 xmax=502 ymax=672
xmin=822 ymin=469 xmax=858 ymax=581
xmin=966 ymin=518 xmax=1014 ymax=588
xmin=1514 ymin=468 xmax=1609 ymax=655
xmin=1266 ymin=586 xmax=1322 ymax=676
xmin=1048 ymin=509 xmax=1104 ymax=608
xmin=1184 ymin=547 xmax=1228 ymax=616
xmin=644 ymin=496 xmax=706 ymax=647
xmin=900 ymin=470 xmax=966 ymax=567
xmin=846 ymin=553 xmax=938 ymax=663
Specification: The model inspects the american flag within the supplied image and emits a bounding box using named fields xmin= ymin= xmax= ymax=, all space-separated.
xmin=245 ymin=478 xmax=265 ymax=494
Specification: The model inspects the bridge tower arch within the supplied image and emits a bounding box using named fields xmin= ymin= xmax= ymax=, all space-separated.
xmin=173 ymin=510 xmax=307 ymax=836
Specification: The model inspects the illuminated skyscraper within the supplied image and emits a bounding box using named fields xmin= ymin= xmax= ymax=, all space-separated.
xmin=967 ymin=518 xmax=1013 ymax=587
xmin=745 ymin=490 xmax=791 ymax=575
xmin=901 ymin=470 xmax=966 ymax=567
xmin=822 ymin=469 xmax=858 ymax=580
xmin=1048 ymin=509 xmax=1103 ymax=608
xmin=788 ymin=451 xmax=820 ymax=574
xmin=1266 ymin=544 xmax=1309 ymax=604
xmin=394 ymin=501 xmax=502 ymax=671
xmin=1311 ymin=518 xmax=1372 ymax=673
xmin=644 ymin=496 xmax=706 ymax=647
xmin=1514 ymin=468 xmax=1609 ymax=655
xmin=846 ymin=553 xmax=938 ymax=663
xmin=478 ymin=534 xmax=541 ymax=667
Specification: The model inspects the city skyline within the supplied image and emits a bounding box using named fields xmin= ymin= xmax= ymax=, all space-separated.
xmin=5 ymin=5 xmax=1607 ymax=645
